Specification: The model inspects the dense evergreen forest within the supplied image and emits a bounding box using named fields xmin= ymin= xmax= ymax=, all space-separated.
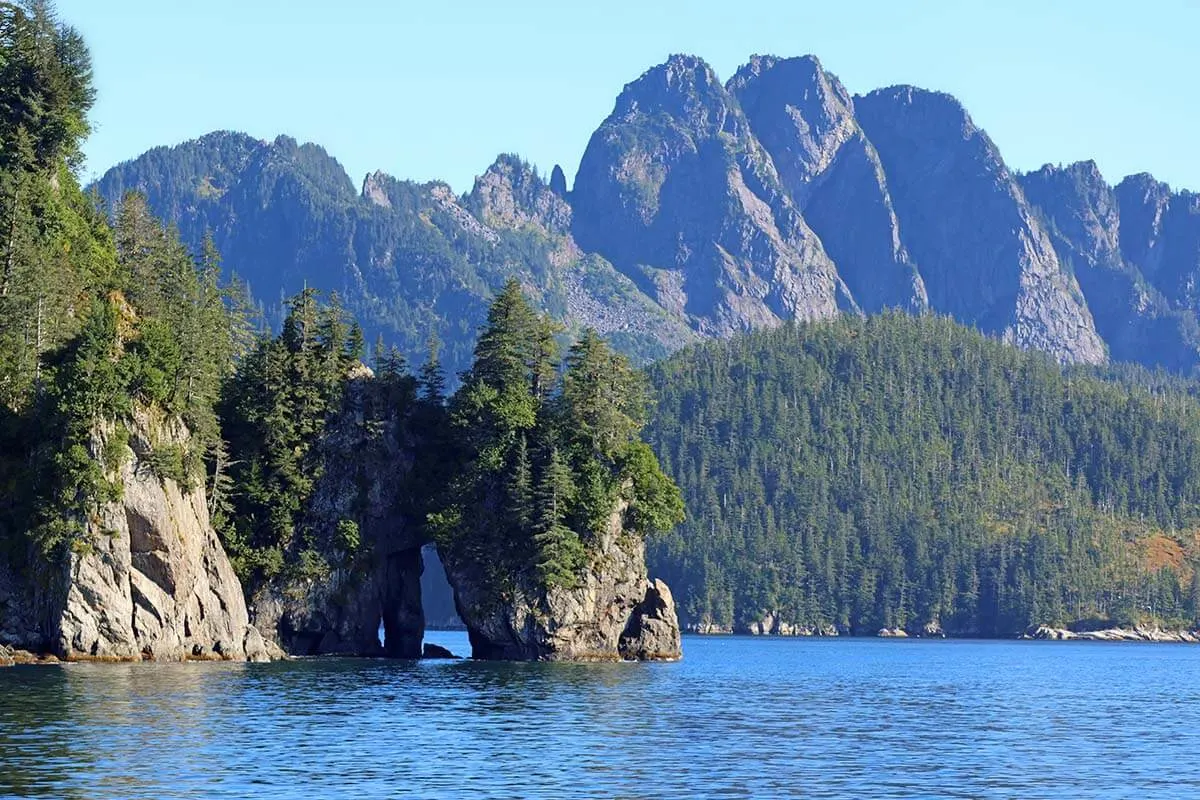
xmin=645 ymin=314 xmax=1200 ymax=635
xmin=0 ymin=1 xmax=678 ymax=604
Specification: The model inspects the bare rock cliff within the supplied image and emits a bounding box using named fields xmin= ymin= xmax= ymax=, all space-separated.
xmin=0 ymin=407 xmax=272 ymax=661
xmin=441 ymin=502 xmax=681 ymax=662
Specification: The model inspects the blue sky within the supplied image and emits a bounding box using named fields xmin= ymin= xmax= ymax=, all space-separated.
xmin=59 ymin=0 xmax=1200 ymax=194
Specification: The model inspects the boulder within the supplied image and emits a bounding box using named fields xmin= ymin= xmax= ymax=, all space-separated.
xmin=422 ymin=642 xmax=460 ymax=659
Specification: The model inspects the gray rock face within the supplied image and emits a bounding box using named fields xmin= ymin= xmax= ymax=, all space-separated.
xmin=465 ymin=156 xmax=696 ymax=353
xmin=855 ymin=86 xmax=1105 ymax=364
xmin=729 ymin=56 xmax=926 ymax=313
xmin=1024 ymin=624 xmax=1200 ymax=642
xmin=1116 ymin=174 xmax=1200 ymax=317
xmin=572 ymin=54 xmax=854 ymax=336
xmin=467 ymin=154 xmax=573 ymax=234
xmin=440 ymin=503 xmax=681 ymax=661
xmin=252 ymin=548 xmax=423 ymax=658
xmin=1021 ymin=162 xmax=1200 ymax=371
xmin=0 ymin=408 xmax=271 ymax=662
xmin=249 ymin=376 xmax=425 ymax=658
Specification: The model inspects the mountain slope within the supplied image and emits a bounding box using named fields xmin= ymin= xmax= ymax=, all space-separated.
xmin=95 ymin=134 xmax=693 ymax=376
xmin=854 ymin=87 xmax=1105 ymax=363
xmin=644 ymin=313 xmax=1200 ymax=635
xmin=95 ymin=54 xmax=1200 ymax=375
xmin=727 ymin=55 xmax=927 ymax=314
xmin=1020 ymin=161 xmax=1200 ymax=372
xmin=571 ymin=55 xmax=855 ymax=334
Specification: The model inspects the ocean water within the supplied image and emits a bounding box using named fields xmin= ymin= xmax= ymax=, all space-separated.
xmin=3 ymin=633 xmax=1199 ymax=799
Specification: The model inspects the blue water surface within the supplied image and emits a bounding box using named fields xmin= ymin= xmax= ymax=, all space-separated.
xmin=3 ymin=633 xmax=1199 ymax=799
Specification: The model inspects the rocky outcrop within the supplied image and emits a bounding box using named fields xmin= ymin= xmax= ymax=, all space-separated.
xmin=465 ymin=156 xmax=696 ymax=355
xmin=854 ymin=86 xmax=1105 ymax=365
xmin=441 ymin=503 xmax=681 ymax=662
xmin=1020 ymin=162 xmax=1200 ymax=371
xmin=1024 ymin=625 xmax=1200 ymax=642
xmin=572 ymin=54 xmax=855 ymax=336
xmin=729 ymin=55 xmax=927 ymax=314
xmin=1115 ymin=174 xmax=1200 ymax=316
xmin=248 ymin=374 xmax=426 ymax=658
xmin=0 ymin=407 xmax=273 ymax=662
xmin=422 ymin=642 xmax=460 ymax=659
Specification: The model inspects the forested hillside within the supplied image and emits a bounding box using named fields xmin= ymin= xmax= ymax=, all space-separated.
xmin=645 ymin=314 xmax=1200 ymax=635
xmin=0 ymin=2 xmax=246 ymax=563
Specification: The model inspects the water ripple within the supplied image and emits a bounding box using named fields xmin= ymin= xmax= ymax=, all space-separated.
xmin=3 ymin=635 xmax=1200 ymax=798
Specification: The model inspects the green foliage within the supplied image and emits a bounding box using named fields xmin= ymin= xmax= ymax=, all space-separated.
xmin=215 ymin=288 xmax=365 ymax=585
xmin=618 ymin=441 xmax=684 ymax=536
xmin=432 ymin=281 xmax=683 ymax=590
xmin=0 ymin=9 xmax=252 ymax=560
xmin=645 ymin=313 xmax=1200 ymax=634
xmin=334 ymin=518 xmax=361 ymax=555
xmin=147 ymin=442 xmax=189 ymax=488
xmin=101 ymin=423 xmax=128 ymax=471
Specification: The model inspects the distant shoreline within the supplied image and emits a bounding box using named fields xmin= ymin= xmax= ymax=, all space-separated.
xmin=681 ymin=625 xmax=1200 ymax=643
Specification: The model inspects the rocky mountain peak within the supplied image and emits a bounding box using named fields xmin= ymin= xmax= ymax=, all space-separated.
xmin=1022 ymin=161 xmax=1120 ymax=247
xmin=362 ymin=169 xmax=392 ymax=208
xmin=728 ymin=54 xmax=857 ymax=199
xmin=856 ymin=85 xmax=1104 ymax=363
xmin=609 ymin=54 xmax=737 ymax=138
xmin=1115 ymin=172 xmax=1173 ymax=279
xmin=549 ymin=164 xmax=567 ymax=196
xmin=859 ymin=85 xmax=983 ymax=147
xmin=1020 ymin=161 xmax=1200 ymax=371
xmin=466 ymin=154 xmax=571 ymax=234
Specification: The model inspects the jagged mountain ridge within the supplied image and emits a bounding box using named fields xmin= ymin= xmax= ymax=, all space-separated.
xmin=95 ymin=134 xmax=695 ymax=376
xmin=95 ymin=54 xmax=1200 ymax=374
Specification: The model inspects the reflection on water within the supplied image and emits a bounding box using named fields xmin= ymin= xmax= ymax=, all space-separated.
xmin=4 ymin=633 xmax=1200 ymax=799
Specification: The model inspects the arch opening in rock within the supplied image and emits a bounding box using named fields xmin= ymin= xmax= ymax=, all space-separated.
xmin=418 ymin=545 xmax=465 ymax=657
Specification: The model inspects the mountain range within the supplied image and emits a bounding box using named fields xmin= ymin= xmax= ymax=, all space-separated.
xmin=94 ymin=54 xmax=1200 ymax=375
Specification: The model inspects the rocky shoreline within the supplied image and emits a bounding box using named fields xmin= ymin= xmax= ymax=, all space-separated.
xmin=1021 ymin=625 xmax=1200 ymax=643
xmin=684 ymin=619 xmax=1200 ymax=642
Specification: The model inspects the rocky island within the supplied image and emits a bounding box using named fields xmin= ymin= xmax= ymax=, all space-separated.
xmin=0 ymin=270 xmax=684 ymax=662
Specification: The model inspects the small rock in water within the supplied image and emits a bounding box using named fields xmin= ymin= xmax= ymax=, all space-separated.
xmin=422 ymin=643 xmax=460 ymax=659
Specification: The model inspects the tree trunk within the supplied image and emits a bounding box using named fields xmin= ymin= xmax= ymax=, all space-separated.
xmin=2 ymin=184 xmax=19 ymax=298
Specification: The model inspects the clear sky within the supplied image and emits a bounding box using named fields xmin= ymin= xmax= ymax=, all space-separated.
xmin=57 ymin=0 xmax=1200 ymax=194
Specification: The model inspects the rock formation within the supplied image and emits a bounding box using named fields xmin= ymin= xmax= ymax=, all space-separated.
xmin=440 ymin=502 xmax=681 ymax=661
xmin=728 ymin=55 xmax=927 ymax=314
xmin=0 ymin=407 xmax=273 ymax=662
xmin=1020 ymin=162 xmax=1200 ymax=371
xmin=572 ymin=54 xmax=854 ymax=335
xmin=854 ymin=86 xmax=1105 ymax=364
xmin=246 ymin=374 xmax=426 ymax=658
xmin=1024 ymin=624 xmax=1200 ymax=642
